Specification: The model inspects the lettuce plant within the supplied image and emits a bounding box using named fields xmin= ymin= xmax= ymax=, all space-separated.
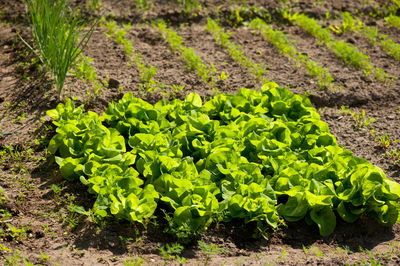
xmin=47 ymin=81 xmax=400 ymax=238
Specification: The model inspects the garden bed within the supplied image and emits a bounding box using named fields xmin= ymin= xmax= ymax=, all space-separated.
xmin=1 ymin=0 xmax=400 ymax=265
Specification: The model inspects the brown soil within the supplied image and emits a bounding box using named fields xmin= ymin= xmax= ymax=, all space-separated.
xmin=1 ymin=0 xmax=400 ymax=265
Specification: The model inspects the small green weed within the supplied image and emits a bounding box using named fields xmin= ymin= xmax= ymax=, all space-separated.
xmin=386 ymin=149 xmax=400 ymax=166
xmin=278 ymin=247 xmax=288 ymax=261
xmin=124 ymin=256 xmax=145 ymax=266
xmin=303 ymin=245 xmax=323 ymax=258
xmin=340 ymin=106 xmax=376 ymax=130
xmin=3 ymin=248 xmax=33 ymax=266
xmin=39 ymin=252 xmax=51 ymax=264
xmin=358 ymin=247 xmax=385 ymax=266
xmin=198 ymin=240 xmax=230 ymax=265
xmin=374 ymin=132 xmax=391 ymax=150
xmin=6 ymin=224 xmax=30 ymax=242
xmin=86 ymin=0 xmax=101 ymax=10
xmin=178 ymin=0 xmax=202 ymax=14
xmin=21 ymin=0 xmax=97 ymax=96
xmin=338 ymin=245 xmax=353 ymax=255
xmin=135 ymin=0 xmax=153 ymax=12
xmin=158 ymin=242 xmax=186 ymax=264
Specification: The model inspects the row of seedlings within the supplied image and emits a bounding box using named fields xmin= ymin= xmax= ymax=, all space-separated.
xmin=101 ymin=18 xmax=184 ymax=97
xmin=283 ymin=10 xmax=393 ymax=82
xmin=154 ymin=20 xmax=226 ymax=92
xmin=205 ymin=18 xmax=269 ymax=84
xmin=384 ymin=0 xmax=400 ymax=28
xmin=331 ymin=12 xmax=400 ymax=61
xmin=247 ymin=17 xmax=335 ymax=89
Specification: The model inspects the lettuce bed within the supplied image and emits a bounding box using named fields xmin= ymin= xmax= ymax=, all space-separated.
xmin=47 ymin=82 xmax=400 ymax=237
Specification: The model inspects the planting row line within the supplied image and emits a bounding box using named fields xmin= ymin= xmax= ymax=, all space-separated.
xmin=247 ymin=19 xmax=335 ymax=89
xmin=102 ymin=19 xmax=165 ymax=95
xmin=154 ymin=20 xmax=225 ymax=91
xmin=205 ymin=18 xmax=268 ymax=83
xmin=21 ymin=0 xmax=400 ymax=98
xmin=282 ymin=10 xmax=393 ymax=83
xmin=101 ymin=17 xmax=338 ymax=93
xmin=99 ymin=17 xmax=336 ymax=96
xmin=331 ymin=12 xmax=400 ymax=61
xmin=75 ymin=15 xmax=400 ymax=101
xmin=381 ymin=0 xmax=400 ymax=28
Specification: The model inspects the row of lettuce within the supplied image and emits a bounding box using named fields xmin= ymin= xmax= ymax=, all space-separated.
xmin=47 ymin=81 xmax=400 ymax=239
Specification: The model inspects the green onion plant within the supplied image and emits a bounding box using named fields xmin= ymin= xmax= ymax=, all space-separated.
xmin=20 ymin=0 xmax=96 ymax=97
